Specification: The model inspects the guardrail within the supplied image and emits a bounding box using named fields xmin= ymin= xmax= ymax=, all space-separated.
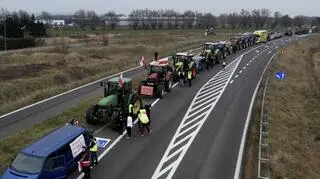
xmin=258 ymin=74 xmax=270 ymax=179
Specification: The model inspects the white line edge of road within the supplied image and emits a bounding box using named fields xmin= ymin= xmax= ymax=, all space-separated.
xmin=76 ymin=82 xmax=178 ymax=179
xmin=233 ymin=52 xmax=278 ymax=179
xmin=0 ymin=65 xmax=143 ymax=119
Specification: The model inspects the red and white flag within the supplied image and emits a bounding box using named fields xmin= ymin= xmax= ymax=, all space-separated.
xmin=140 ymin=56 xmax=147 ymax=68
xmin=118 ymin=73 xmax=125 ymax=87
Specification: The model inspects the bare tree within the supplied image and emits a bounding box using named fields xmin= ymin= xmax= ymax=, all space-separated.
xmin=157 ymin=9 xmax=164 ymax=29
xmin=183 ymin=10 xmax=195 ymax=29
xmin=104 ymin=11 xmax=119 ymax=29
xmin=293 ymin=15 xmax=305 ymax=27
xmin=128 ymin=10 xmax=141 ymax=29
xmin=218 ymin=13 xmax=228 ymax=28
xmin=149 ymin=10 xmax=159 ymax=30
xmin=200 ymin=13 xmax=217 ymax=29
xmin=227 ymin=12 xmax=239 ymax=29
xmin=272 ymin=11 xmax=282 ymax=28
xmin=239 ymin=9 xmax=251 ymax=28
xmin=281 ymin=14 xmax=292 ymax=27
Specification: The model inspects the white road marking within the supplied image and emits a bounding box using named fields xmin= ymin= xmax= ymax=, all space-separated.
xmin=268 ymin=51 xmax=272 ymax=54
xmin=234 ymin=52 xmax=278 ymax=179
xmin=152 ymin=55 xmax=243 ymax=179
xmin=239 ymin=70 xmax=243 ymax=74
xmin=77 ymin=45 xmax=263 ymax=179
xmin=243 ymin=66 xmax=246 ymax=69
xmin=235 ymin=75 xmax=239 ymax=78
xmin=250 ymin=60 xmax=253 ymax=63
xmin=255 ymin=50 xmax=259 ymax=53
xmin=230 ymin=80 xmax=234 ymax=84
xmin=246 ymin=63 xmax=249 ymax=66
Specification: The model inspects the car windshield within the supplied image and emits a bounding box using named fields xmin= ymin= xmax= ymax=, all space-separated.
xmin=204 ymin=44 xmax=218 ymax=50
xmin=174 ymin=55 xmax=190 ymax=62
xmin=150 ymin=66 xmax=163 ymax=73
xmin=11 ymin=153 xmax=45 ymax=174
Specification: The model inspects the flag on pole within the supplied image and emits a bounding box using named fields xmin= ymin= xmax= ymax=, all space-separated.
xmin=118 ymin=73 xmax=125 ymax=88
xmin=140 ymin=56 xmax=147 ymax=68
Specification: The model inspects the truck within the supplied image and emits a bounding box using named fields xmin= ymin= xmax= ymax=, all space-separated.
xmin=85 ymin=77 xmax=142 ymax=125
xmin=138 ymin=58 xmax=174 ymax=98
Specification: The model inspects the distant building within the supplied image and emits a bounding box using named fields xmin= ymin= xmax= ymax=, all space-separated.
xmin=35 ymin=19 xmax=65 ymax=27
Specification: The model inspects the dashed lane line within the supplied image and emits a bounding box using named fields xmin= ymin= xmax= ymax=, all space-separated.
xmin=230 ymin=80 xmax=234 ymax=84
xmin=235 ymin=74 xmax=239 ymax=78
xmin=239 ymin=70 xmax=243 ymax=74
xmin=243 ymin=66 xmax=246 ymax=70
xmin=151 ymin=55 xmax=243 ymax=179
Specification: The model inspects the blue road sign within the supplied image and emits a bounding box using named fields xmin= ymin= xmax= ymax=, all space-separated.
xmin=95 ymin=137 xmax=111 ymax=148
xmin=275 ymin=71 xmax=285 ymax=80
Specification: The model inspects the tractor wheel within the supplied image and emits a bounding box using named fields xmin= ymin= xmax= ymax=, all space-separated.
xmin=156 ymin=85 xmax=165 ymax=98
xmin=130 ymin=95 xmax=142 ymax=115
xmin=86 ymin=105 xmax=99 ymax=125
xmin=166 ymin=79 xmax=173 ymax=92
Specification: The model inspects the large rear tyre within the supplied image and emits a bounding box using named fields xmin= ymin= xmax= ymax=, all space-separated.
xmin=86 ymin=105 xmax=99 ymax=125
xmin=156 ymin=85 xmax=165 ymax=98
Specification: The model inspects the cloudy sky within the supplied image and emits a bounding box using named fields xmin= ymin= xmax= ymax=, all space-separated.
xmin=1 ymin=0 xmax=319 ymax=17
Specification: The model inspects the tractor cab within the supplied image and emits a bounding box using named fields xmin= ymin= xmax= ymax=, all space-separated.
xmin=203 ymin=42 xmax=220 ymax=56
xmin=172 ymin=52 xmax=194 ymax=72
xmin=104 ymin=77 xmax=132 ymax=97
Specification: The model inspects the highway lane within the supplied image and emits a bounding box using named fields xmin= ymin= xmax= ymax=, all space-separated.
xmin=71 ymin=43 xmax=270 ymax=179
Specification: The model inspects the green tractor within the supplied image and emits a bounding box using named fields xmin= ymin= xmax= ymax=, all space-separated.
xmin=86 ymin=77 xmax=142 ymax=125
xmin=172 ymin=52 xmax=197 ymax=82
xmin=202 ymin=42 xmax=223 ymax=65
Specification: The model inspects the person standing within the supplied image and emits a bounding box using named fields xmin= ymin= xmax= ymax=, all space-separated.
xmin=179 ymin=71 xmax=184 ymax=87
xmin=80 ymin=146 xmax=91 ymax=179
xmin=138 ymin=109 xmax=151 ymax=136
xmin=222 ymin=60 xmax=226 ymax=70
xmin=126 ymin=114 xmax=133 ymax=139
xmin=89 ymin=138 xmax=98 ymax=166
xmin=187 ymin=71 xmax=192 ymax=87
xmin=144 ymin=104 xmax=151 ymax=127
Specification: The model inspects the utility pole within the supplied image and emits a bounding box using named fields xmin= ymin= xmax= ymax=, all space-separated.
xmin=1 ymin=18 xmax=6 ymax=50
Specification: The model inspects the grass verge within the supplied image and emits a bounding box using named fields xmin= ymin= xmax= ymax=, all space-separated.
xmin=244 ymin=35 xmax=320 ymax=179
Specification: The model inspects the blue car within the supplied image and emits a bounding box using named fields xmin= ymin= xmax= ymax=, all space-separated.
xmin=2 ymin=125 xmax=92 ymax=179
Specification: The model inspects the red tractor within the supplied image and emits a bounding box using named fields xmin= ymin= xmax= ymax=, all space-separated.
xmin=138 ymin=58 xmax=174 ymax=98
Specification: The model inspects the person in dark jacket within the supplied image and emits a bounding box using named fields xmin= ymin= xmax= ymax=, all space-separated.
xmin=80 ymin=146 xmax=91 ymax=179
xmin=144 ymin=104 xmax=151 ymax=126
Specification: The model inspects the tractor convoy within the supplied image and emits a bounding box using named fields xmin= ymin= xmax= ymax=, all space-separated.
xmin=85 ymin=29 xmax=283 ymax=127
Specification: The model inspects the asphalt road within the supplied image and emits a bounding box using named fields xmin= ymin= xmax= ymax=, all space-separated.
xmin=70 ymin=36 xmax=302 ymax=179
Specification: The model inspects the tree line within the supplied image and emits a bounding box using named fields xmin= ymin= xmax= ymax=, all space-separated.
xmin=0 ymin=9 xmax=46 ymax=38
xmin=34 ymin=8 xmax=320 ymax=30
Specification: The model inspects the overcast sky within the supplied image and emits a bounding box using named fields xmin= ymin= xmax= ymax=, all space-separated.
xmin=1 ymin=0 xmax=319 ymax=17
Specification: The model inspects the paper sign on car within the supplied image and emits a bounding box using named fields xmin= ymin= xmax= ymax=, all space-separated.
xmin=70 ymin=134 xmax=86 ymax=158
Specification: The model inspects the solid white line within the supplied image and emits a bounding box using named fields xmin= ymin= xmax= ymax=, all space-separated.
xmin=233 ymin=52 xmax=278 ymax=179
xmin=239 ymin=70 xmax=243 ymax=74
xmin=230 ymin=80 xmax=234 ymax=84
xmin=235 ymin=75 xmax=239 ymax=78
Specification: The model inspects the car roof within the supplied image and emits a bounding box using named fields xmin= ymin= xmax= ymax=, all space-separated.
xmin=22 ymin=125 xmax=86 ymax=157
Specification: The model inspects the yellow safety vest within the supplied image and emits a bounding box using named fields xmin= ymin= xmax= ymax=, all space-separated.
xmin=90 ymin=141 xmax=98 ymax=152
xmin=139 ymin=109 xmax=149 ymax=124
xmin=188 ymin=71 xmax=192 ymax=79
xmin=128 ymin=104 xmax=133 ymax=113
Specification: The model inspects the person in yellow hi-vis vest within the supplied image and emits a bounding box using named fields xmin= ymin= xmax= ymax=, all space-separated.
xmin=89 ymin=138 xmax=98 ymax=166
xmin=138 ymin=108 xmax=151 ymax=136
xmin=187 ymin=71 xmax=192 ymax=87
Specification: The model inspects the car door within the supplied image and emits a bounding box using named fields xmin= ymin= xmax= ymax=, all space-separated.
xmin=43 ymin=155 xmax=66 ymax=179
